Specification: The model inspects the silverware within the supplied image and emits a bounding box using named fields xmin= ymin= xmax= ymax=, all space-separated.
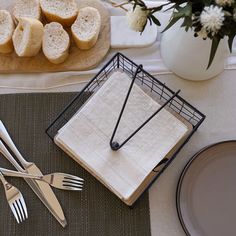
xmin=0 ymin=121 xmax=67 ymax=227
xmin=0 ymin=168 xmax=84 ymax=191
xmin=0 ymin=171 xmax=28 ymax=223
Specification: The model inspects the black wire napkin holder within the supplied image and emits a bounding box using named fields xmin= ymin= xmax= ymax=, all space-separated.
xmin=46 ymin=53 xmax=205 ymax=205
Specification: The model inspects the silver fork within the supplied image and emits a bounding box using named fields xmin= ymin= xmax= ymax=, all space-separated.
xmin=0 ymin=168 xmax=84 ymax=191
xmin=0 ymin=171 xmax=28 ymax=223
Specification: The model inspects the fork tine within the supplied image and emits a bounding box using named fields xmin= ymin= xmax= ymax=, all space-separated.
xmin=14 ymin=201 xmax=23 ymax=222
xmin=63 ymin=183 xmax=83 ymax=190
xmin=19 ymin=196 xmax=28 ymax=219
xmin=13 ymin=201 xmax=22 ymax=223
xmin=63 ymin=181 xmax=83 ymax=187
xmin=64 ymin=175 xmax=84 ymax=182
xmin=10 ymin=203 xmax=20 ymax=223
xmin=16 ymin=199 xmax=25 ymax=221
xmin=63 ymin=178 xmax=84 ymax=185
xmin=62 ymin=180 xmax=83 ymax=187
xmin=18 ymin=198 xmax=27 ymax=221
xmin=62 ymin=185 xmax=83 ymax=191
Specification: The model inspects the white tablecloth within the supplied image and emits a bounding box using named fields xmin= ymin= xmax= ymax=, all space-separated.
xmin=149 ymin=70 xmax=236 ymax=236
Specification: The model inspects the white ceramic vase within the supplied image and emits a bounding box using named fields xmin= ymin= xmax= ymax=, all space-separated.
xmin=160 ymin=24 xmax=230 ymax=81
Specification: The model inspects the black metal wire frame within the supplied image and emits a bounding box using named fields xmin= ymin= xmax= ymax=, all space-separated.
xmin=46 ymin=52 xmax=206 ymax=205
xmin=109 ymin=63 xmax=182 ymax=151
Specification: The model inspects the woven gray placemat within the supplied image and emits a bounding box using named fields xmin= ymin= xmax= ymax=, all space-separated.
xmin=0 ymin=93 xmax=151 ymax=236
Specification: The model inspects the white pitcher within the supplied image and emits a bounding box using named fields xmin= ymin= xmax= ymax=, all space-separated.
xmin=160 ymin=23 xmax=230 ymax=81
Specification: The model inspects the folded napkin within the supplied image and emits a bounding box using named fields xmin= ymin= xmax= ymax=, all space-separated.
xmin=54 ymin=71 xmax=191 ymax=205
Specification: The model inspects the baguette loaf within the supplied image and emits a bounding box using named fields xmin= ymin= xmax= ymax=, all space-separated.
xmin=71 ymin=7 xmax=101 ymax=50
xmin=13 ymin=0 xmax=41 ymax=22
xmin=40 ymin=0 xmax=78 ymax=27
xmin=0 ymin=10 xmax=14 ymax=54
xmin=43 ymin=22 xmax=70 ymax=64
xmin=12 ymin=17 xmax=44 ymax=57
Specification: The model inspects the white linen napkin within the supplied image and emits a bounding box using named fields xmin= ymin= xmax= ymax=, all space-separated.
xmin=55 ymin=71 xmax=190 ymax=204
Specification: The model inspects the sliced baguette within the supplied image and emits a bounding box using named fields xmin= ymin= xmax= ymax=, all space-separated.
xmin=43 ymin=22 xmax=70 ymax=64
xmin=71 ymin=7 xmax=101 ymax=50
xmin=0 ymin=10 xmax=14 ymax=54
xmin=12 ymin=17 xmax=43 ymax=57
xmin=13 ymin=0 xmax=41 ymax=22
xmin=40 ymin=0 xmax=77 ymax=27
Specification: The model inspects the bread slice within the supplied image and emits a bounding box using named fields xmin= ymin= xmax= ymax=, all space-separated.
xmin=40 ymin=0 xmax=78 ymax=27
xmin=13 ymin=0 xmax=41 ymax=22
xmin=0 ymin=10 xmax=15 ymax=54
xmin=12 ymin=17 xmax=43 ymax=57
xmin=71 ymin=7 xmax=101 ymax=50
xmin=43 ymin=22 xmax=70 ymax=64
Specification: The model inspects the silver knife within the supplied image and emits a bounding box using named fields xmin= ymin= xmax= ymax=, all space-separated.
xmin=0 ymin=121 xmax=67 ymax=227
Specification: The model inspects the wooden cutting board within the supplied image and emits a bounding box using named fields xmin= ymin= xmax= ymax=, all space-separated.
xmin=0 ymin=0 xmax=110 ymax=73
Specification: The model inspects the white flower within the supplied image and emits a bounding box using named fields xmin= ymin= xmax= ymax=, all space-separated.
xmin=200 ymin=5 xmax=225 ymax=35
xmin=215 ymin=0 xmax=234 ymax=6
xmin=126 ymin=6 xmax=149 ymax=32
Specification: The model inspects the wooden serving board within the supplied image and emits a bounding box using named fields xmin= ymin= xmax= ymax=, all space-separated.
xmin=0 ymin=0 xmax=110 ymax=73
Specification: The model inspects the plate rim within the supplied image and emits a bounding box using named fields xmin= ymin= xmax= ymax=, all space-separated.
xmin=176 ymin=140 xmax=236 ymax=236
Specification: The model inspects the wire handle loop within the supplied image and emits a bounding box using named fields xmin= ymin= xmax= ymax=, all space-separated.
xmin=110 ymin=64 xmax=181 ymax=151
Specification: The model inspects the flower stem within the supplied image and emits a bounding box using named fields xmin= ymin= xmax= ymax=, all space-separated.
xmin=106 ymin=0 xmax=129 ymax=11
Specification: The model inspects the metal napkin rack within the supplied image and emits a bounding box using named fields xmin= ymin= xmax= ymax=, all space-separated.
xmin=46 ymin=53 xmax=205 ymax=200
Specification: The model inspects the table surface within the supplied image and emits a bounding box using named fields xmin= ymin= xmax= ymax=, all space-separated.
xmin=1 ymin=69 xmax=235 ymax=236
xmin=149 ymin=70 xmax=236 ymax=236
xmin=2 ymin=0 xmax=234 ymax=235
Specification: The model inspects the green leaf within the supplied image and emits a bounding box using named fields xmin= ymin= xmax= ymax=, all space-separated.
xmin=207 ymin=37 xmax=220 ymax=69
xmin=147 ymin=16 xmax=152 ymax=26
xmin=203 ymin=0 xmax=212 ymax=5
xmin=228 ymin=35 xmax=235 ymax=53
xmin=181 ymin=16 xmax=192 ymax=31
xmin=174 ymin=4 xmax=192 ymax=18
xmin=162 ymin=3 xmax=192 ymax=33
xmin=150 ymin=5 xmax=163 ymax=13
xmin=150 ymin=15 xmax=161 ymax=26
xmin=162 ymin=16 xmax=182 ymax=32
xmin=164 ymin=4 xmax=177 ymax=12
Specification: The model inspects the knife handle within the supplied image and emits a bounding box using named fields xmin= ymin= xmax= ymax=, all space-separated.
xmin=0 ymin=121 xmax=29 ymax=167
xmin=0 ymin=140 xmax=25 ymax=172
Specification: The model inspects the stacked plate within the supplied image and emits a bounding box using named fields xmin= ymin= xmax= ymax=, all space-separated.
xmin=177 ymin=141 xmax=236 ymax=236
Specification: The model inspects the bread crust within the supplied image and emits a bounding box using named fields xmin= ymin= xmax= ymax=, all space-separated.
xmin=71 ymin=7 xmax=101 ymax=50
xmin=13 ymin=0 xmax=41 ymax=22
xmin=46 ymin=51 xmax=69 ymax=64
xmin=40 ymin=0 xmax=78 ymax=27
xmin=12 ymin=17 xmax=44 ymax=57
xmin=72 ymin=30 xmax=99 ymax=50
xmin=43 ymin=22 xmax=70 ymax=64
xmin=42 ymin=11 xmax=77 ymax=27
xmin=0 ymin=10 xmax=15 ymax=54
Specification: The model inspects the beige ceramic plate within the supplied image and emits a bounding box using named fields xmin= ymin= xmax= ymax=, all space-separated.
xmin=177 ymin=141 xmax=236 ymax=236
